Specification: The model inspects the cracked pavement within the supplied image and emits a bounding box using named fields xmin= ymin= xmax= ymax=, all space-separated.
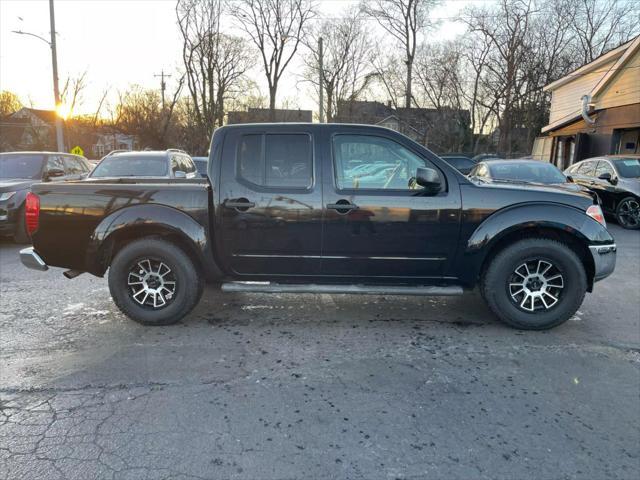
xmin=1 ymin=225 xmax=639 ymax=480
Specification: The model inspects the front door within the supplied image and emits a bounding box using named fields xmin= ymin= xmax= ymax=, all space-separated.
xmin=321 ymin=132 xmax=461 ymax=280
xmin=592 ymin=160 xmax=619 ymax=213
xmin=217 ymin=127 xmax=323 ymax=277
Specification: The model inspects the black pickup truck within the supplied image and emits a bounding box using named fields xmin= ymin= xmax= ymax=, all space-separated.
xmin=20 ymin=124 xmax=616 ymax=329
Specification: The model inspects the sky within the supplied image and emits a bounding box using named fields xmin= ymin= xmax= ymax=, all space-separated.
xmin=0 ymin=0 xmax=478 ymax=116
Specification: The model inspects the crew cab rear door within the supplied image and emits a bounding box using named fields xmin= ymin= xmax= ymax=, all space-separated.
xmin=320 ymin=129 xmax=461 ymax=279
xmin=217 ymin=126 xmax=323 ymax=276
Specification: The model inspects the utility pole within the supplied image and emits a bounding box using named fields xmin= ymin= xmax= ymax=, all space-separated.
xmin=49 ymin=0 xmax=64 ymax=152
xmin=318 ymin=37 xmax=324 ymax=123
xmin=155 ymin=70 xmax=171 ymax=110
xmin=12 ymin=0 xmax=65 ymax=151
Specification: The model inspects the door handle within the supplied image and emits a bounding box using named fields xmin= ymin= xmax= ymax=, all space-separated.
xmin=327 ymin=200 xmax=358 ymax=214
xmin=224 ymin=198 xmax=255 ymax=211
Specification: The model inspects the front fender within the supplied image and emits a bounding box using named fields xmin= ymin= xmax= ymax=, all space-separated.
xmin=458 ymin=202 xmax=614 ymax=285
xmin=85 ymin=204 xmax=222 ymax=280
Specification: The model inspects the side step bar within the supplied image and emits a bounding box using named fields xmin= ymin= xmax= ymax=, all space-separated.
xmin=221 ymin=282 xmax=464 ymax=296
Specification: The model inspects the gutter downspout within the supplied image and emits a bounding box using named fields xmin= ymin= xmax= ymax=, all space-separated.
xmin=581 ymin=95 xmax=596 ymax=125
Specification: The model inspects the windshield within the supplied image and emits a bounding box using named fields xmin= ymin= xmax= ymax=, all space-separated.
xmin=612 ymin=158 xmax=640 ymax=178
xmin=445 ymin=157 xmax=475 ymax=169
xmin=0 ymin=153 xmax=45 ymax=180
xmin=91 ymin=155 xmax=168 ymax=177
xmin=489 ymin=162 xmax=566 ymax=184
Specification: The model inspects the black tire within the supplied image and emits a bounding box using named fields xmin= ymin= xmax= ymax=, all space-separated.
xmin=13 ymin=207 xmax=30 ymax=244
xmin=615 ymin=196 xmax=640 ymax=229
xmin=481 ymin=238 xmax=587 ymax=330
xmin=108 ymin=238 xmax=203 ymax=325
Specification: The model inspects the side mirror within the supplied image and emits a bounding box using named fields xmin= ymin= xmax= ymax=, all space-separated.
xmin=415 ymin=167 xmax=442 ymax=194
xmin=566 ymin=175 xmax=574 ymax=183
xmin=598 ymin=172 xmax=616 ymax=184
xmin=44 ymin=168 xmax=65 ymax=181
xmin=174 ymin=170 xmax=187 ymax=179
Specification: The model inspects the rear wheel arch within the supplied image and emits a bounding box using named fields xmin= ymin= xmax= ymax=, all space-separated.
xmin=84 ymin=204 xmax=216 ymax=279
xmin=100 ymin=225 xmax=205 ymax=277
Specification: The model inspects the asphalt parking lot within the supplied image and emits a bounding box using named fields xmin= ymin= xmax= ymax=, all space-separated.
xmin=1 ymin=225 xmax=639 ymax=480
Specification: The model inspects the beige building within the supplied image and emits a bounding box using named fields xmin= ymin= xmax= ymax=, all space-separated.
xmin=533 ymin=35 xmax=640 ymax=168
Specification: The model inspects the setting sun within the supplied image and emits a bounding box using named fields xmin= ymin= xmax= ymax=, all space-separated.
xmin=55 ymin=103 xmax=71 ymax=119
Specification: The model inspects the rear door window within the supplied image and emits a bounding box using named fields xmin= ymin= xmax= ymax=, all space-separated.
xmin=577 ymin=161 xmax=596 ymax=176
xmin=237 ymin=133 xmax=312 ymax=189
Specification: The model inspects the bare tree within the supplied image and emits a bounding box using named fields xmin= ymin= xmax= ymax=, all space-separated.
xmin=569 ymin=0 xmax=639 ymax=64
xmin=60 ymin=71 xmax=88 ymax=115
xmin=462 ymin=0 xmax=534 ymax=155
xmin=213 ymin=34 xmax=255 ymax=126
xmin=113 ymin=82 xmax=184 ymax=149
xmin=232 ymin=0 xmax=316 ymax=119
xmin=177 ymin=0 xmax=253 ymax=141
xmin=303 ymin=8 xmax=374 ymax=121
xmin=362 ymin=0 xmax=439 ymax=109
xmin=412 ymin=41 xmax=472 ymax=151
xmin=91 ymin=89 xmax=110 ymax=128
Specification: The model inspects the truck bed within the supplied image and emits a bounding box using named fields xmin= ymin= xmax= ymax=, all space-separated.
xmin=30 ymin=178 xmax=211 ymax=273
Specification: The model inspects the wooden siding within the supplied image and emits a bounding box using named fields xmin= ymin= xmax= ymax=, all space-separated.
xmin=595 ymin=49 xmax=640 ymax=110
xmin=548 ymin=104 xmax=640 ymax=137
xmin=548 ymin=59 xmax=617 ymax=124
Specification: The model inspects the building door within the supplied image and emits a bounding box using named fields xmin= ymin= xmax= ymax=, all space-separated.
xmin=553 ymin=136 xmax=577 ymax=170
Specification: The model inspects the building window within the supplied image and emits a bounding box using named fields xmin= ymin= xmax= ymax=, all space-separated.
xmin=615 ymin=128 xmax=639 ymax=154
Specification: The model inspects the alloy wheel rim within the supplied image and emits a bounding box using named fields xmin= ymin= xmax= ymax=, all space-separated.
xmin=618 ymin=199 xmax=640 ymax=228
xmin=127 ymin=258 xmax=177 ymax=309
xmin=508 ymin=259 xmax=564 ymax=312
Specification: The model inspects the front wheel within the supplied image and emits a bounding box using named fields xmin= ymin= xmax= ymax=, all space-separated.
xmin=615 ymin=196 xmax=640 ymax=229
xmin=481 ymin=238 xmax=587 ymax=330
xmin=108 ymin=238 xmax=203 ymax=325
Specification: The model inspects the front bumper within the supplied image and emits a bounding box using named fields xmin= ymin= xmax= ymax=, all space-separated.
xmin=589 ymin=244 xmax=616 ymax=282
xmin=20 ymin=247 xmax=49 ymax=271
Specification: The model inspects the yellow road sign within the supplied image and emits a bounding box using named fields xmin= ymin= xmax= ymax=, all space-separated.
xmin=70 ymin=145 xmax=84 ymax=156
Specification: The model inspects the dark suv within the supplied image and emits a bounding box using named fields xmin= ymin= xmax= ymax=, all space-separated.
xmin=0 ymin=151 xmax=91 ymax=242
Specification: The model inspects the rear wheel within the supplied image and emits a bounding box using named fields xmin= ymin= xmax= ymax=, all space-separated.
xmin=481 ymin=238 xmax=587 ymax=330
xmin=615 ymin=196 xmax=640 ymax=229
xmin=108 ymin=238 xmax=203 ymax=325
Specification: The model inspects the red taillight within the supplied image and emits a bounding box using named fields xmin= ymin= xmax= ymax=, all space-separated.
xmin=25 ymin=192 xmax=40 ymax=235
xmin=586 ymin=204 xmax=606 ymax=227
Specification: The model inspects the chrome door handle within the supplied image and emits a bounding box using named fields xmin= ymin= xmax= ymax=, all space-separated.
xmin=327 ymin=201 xmax=358 ymax=214
xmin=224 ymin=198 xmax=255 ymax=211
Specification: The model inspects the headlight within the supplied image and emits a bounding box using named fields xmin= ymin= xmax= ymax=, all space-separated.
xmin=0 ymin=191 xmax=16 ymax=201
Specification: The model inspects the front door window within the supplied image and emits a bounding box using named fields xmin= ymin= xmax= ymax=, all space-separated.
xmin=333 ymin=135 xmax=436 ymax=191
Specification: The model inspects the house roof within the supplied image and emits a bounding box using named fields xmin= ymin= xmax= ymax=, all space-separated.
xmin=544 ymin=36 xmax=638 ymax=92
xmin=10 ymin=108 xmax=58 ymax=124
xmin=541 ymin=35 xmax=640 ymax=134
